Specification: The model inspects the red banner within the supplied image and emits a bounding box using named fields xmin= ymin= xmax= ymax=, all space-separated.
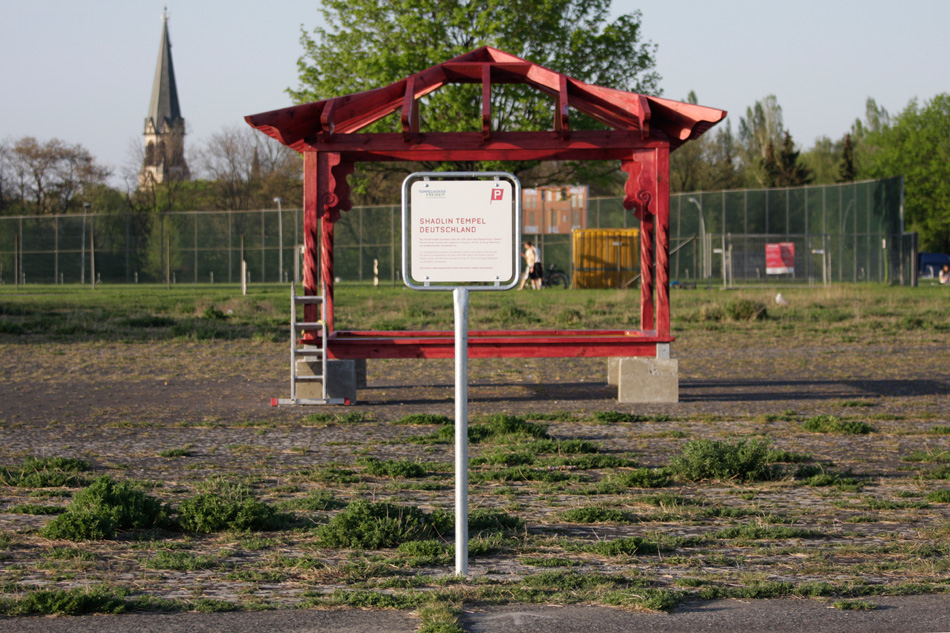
xmin=766 ymin=242 xmax=795 ymax=275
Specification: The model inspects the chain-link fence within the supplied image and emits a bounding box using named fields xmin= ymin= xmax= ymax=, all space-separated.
xmin=0 ymin=177 xmax=910 ymax=287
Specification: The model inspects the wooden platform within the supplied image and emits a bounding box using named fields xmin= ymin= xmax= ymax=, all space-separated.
xmin=326 ymin=329 xmax=673 ymax=360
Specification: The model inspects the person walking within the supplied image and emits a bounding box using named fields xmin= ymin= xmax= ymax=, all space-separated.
xmin=519 ymin=241 xmax=537 ymax=290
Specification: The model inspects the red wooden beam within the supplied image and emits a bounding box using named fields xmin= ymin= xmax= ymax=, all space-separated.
xmin=328 ymin=329 xmax=673 ymax=360
xmin=298 ymin=130 xmax=663 ymax=163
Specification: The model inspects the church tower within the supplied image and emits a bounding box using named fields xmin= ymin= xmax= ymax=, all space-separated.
xmin=140 ymin=8 xmax=189 ymax=186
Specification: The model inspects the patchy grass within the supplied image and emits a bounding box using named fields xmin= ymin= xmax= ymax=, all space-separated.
xmin=801 ymin=416 xmax=875 ymax=435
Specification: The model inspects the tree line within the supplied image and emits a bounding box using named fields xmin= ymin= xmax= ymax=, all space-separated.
xmin=1 ymin=0 xmax=947 ymax=252
xmin=0 ymin=127 xmax=304 ymax=219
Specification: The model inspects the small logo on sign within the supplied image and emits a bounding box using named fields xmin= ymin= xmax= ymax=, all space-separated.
xmin=490 ymin=188 xmax=504 ymax=203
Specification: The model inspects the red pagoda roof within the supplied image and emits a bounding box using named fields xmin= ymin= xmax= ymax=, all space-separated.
xmin=246 ymin=46 xmax=725 ymax=162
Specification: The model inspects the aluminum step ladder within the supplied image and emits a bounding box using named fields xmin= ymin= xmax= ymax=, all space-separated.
xmin=272 ymin=282 xmax=346 ymax=406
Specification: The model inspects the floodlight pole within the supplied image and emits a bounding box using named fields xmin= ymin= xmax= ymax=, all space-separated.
xmin=453 ymin=287 xmax=470 ymax=576
xmin=81 ymin=203 xmax=90 ymax=284
xmin=688 ymin=197 xmax=707 ymax=279
xmin=274 ymin=197 xmax=283 ymax=282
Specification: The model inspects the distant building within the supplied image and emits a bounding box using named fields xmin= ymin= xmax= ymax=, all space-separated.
xmin=140 ymin=8 xmax=189 ymax=187
xmin=522 ymin=185 xmax=588 ymax=234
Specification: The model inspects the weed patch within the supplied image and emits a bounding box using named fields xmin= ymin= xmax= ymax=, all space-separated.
xmin=579 ymin=536 xmax=665 ymax=557
xmin=6 ymin=504 xmax=65 ymax=515
xmin=147 ymin=550 xmax=217 ymax=571
xmin=0 ymin=586 xmax=128 ymax=616
xmin=925 ymin=489 xmax=950 ymax=503
xmin=391 ymin=413 xmax=453 ymax=426
xmin=0 ymin=456 xmax=91 ymax=488
xmin=670 ymin=438 xmax=778 ymax=482
xmin=468 ymin=508 xmax=524 ymax=534
xmin=903 ymin=450 xmax=950 ymax=464
xmin=713 ymin=524 xmax=824 ymax=540
xmin=558 ymin=506 xmax=633 ymax=523
xmin=466 ymin=414 xmax=550 ymax=443
xmin=357 ymin=457 xmax=427 ymax=479
xmin=801 ymin=416 xmax=875 ymax=434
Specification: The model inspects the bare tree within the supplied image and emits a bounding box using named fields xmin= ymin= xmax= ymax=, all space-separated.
xmin=6 ymin=137 xmax=110 ymax=214
xmin=195 ymin=125 xmax=301 ymax=210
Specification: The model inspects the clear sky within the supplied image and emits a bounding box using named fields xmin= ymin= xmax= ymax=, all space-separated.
xmin=2 ymin=1 xmax=947 ymax=187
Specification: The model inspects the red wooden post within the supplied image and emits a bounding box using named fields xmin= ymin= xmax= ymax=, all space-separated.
xmin=655 ymin=145 xmax=671 ymax=338
xmin=622 ymin=155 xmax=655 ymax=332
xmin=302 ymin=151 xmax=320 ymax=335
xmin=321 ymin=212 xmax=335 ymax=332
xmin=303 ymin=151 xmax=351 ymax=336
xmin=639 ymin=210 xmax=655 ymax=331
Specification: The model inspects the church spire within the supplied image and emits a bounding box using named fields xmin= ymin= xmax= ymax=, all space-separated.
xmin=147 ymin=7 xmax=182 ymax=131
xmin=140 ymin=6 xmax=189 ymax=186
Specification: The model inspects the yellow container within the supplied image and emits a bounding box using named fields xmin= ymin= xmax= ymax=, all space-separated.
xmin=572 ymin=228 xmax=640 ymax=289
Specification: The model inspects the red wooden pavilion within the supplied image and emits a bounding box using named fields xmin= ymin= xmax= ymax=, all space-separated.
xmin=246 ymin=46 xmax=725 ymax=366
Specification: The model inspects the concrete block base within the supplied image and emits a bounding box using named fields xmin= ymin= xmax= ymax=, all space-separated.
xmin=354 ymin=358 xmax=367 ymax=389
xmin=295 ymin=359 xmax=357 ymax=403
xmin=616 ymin=357 xmax=679 ymax=403
xmin=607 ymin=357 xmax=622 ymax=386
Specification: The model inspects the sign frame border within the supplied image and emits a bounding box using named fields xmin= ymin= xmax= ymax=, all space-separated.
xmin=401 ymin=171 xmax=522 ymax=292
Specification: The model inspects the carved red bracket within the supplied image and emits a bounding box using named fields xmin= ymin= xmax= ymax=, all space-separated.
xmin=620 ymin=158 xmax=653 ymax=221
xmin=320 ymin=154 xmax=354 ymax=222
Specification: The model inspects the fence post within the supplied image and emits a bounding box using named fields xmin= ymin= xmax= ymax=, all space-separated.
xmin=90 ymin=223 xmax=96 ymax=290
xmin=165 ymin=234 xmax=170 ymax=290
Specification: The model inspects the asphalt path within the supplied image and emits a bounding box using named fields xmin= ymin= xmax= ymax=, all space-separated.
xmin=1 ymin=596 xmax=949 ymax=633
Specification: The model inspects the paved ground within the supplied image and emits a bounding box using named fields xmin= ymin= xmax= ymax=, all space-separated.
xmin=1 ymin=331 xmax=949 ymax=632
xmin=1 ymin=595 xmax=949 ymax=633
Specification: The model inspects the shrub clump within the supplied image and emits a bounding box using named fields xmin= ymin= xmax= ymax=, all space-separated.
xmin=670 ymin=438 xmax=778 ymax=483
xmin=726 ymin=299 xmax=768 ymax=320
xmin=41 ymin=476 xmax=168 ymax=540
xmin=176 ymin=493 xmax=287 ymax=533
xmin=315 ymin=500 xmax=451 ymax=549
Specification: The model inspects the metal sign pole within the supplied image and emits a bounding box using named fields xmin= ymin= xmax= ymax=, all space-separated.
xmin=400 ymin=171 xmax=521 ymax=579
xmin=453 ymin=286 xmax=469 ymax=576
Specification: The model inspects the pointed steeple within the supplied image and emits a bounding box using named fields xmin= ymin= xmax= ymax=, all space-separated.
xmin=147 ymin=7 xmax=182 ymax=132
xmin=140 ymin=6 xmax=189 ymax=187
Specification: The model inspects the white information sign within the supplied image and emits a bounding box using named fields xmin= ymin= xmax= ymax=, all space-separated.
xmin=408 ymin=178 xmax=515 ymax=285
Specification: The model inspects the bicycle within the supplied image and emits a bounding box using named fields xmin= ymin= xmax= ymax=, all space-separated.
xmin=541 ymin=263 xmax=570 ymax=289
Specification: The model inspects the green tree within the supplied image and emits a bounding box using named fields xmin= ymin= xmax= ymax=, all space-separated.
xmin=836 ymin=133 xmax=857 ymax=183
xmin=762 ymin=131 xmax=813 ymax=188
xmin=291 ymin=0 xmax=660 ymax=200
xmin=737 ymin=95 xmax=784 ymax=187
xmin=860 ymin=93 xmax=950 ymax=252
xmin=670 ymin=93 xmax=740 ymax=193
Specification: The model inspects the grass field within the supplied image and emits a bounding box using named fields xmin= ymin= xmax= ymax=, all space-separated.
xmin=1 ymin=281 xmax=948 ymax=342
xmin=0 ymin=282 xmax=948 ymax=629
